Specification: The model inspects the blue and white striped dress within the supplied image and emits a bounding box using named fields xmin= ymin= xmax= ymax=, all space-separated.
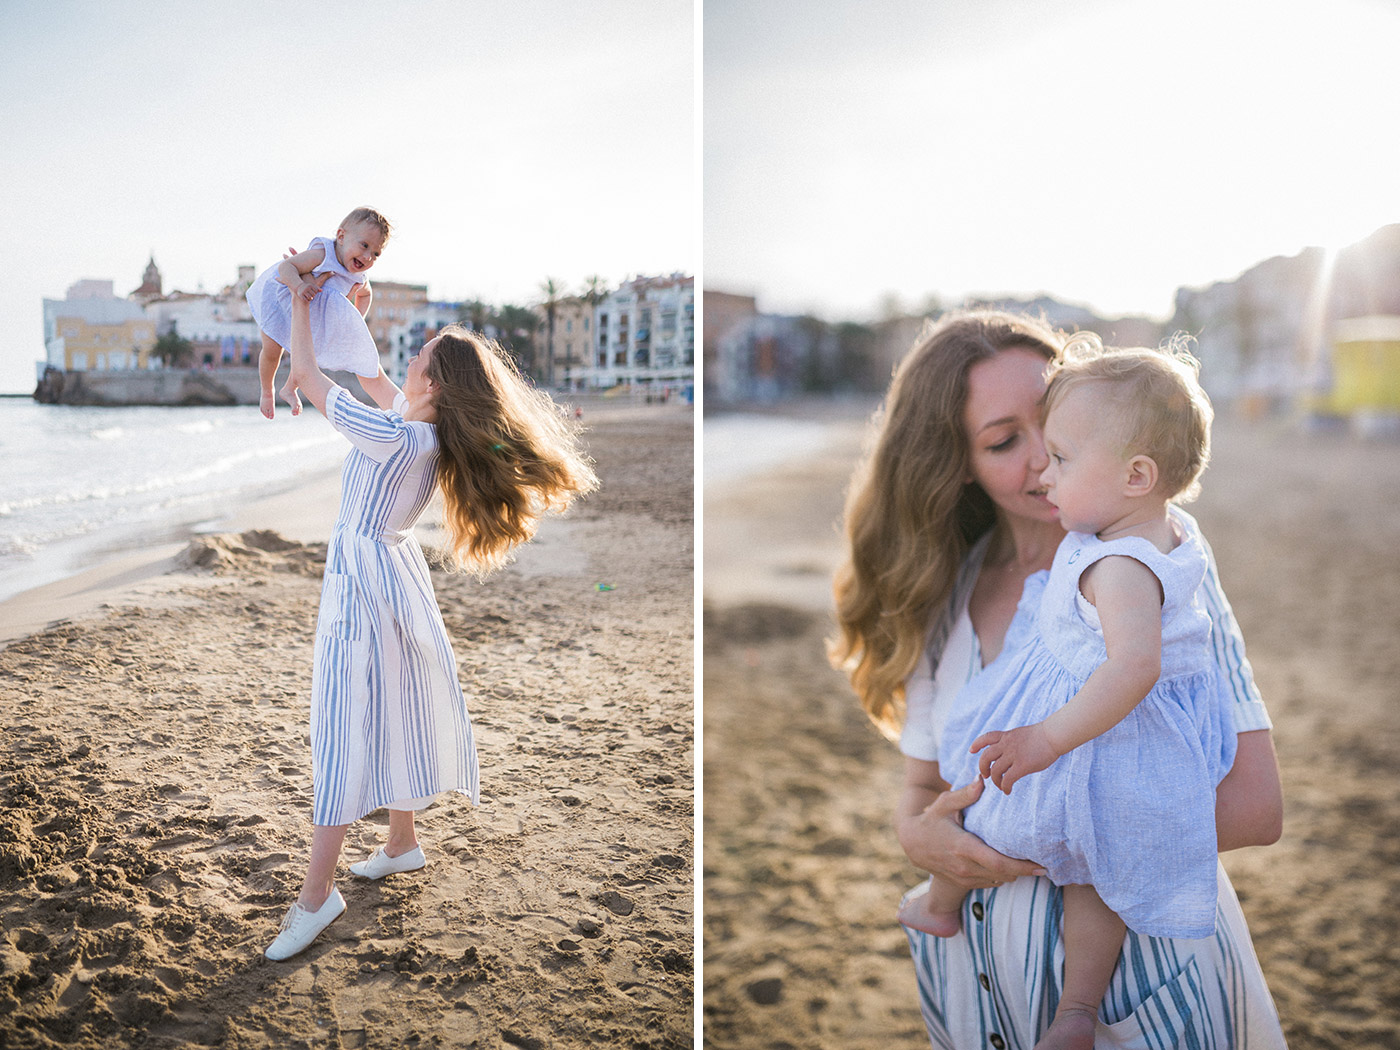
xmin=309 ymin=385 xmax=480 ymax=827
xmin=900 ymin=508 xmax=1285 ymax=1049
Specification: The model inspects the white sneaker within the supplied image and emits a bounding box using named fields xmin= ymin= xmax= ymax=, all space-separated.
xmin=265 ymin=887 xmax=346 ymax=961
xmin=350 ymin=844 xmax=427 ymax=880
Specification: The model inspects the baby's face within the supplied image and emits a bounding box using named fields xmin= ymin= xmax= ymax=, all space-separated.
xmin=336 ymin=221 xmax=386 ymax=274
xmin=1038 ymin=385 xmax=1131 ymax=534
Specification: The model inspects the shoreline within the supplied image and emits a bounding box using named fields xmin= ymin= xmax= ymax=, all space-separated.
xmin=0 ymin=468 xmax=344 ymax=648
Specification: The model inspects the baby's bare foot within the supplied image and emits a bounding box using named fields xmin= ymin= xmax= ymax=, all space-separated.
xmin=1033 ymin=1005 xmax=1097 ymax=1050
xmin=260 ymin=390 xmax=276 ymax=419
xmin=279 ymin=381 xmax=303 ymax=417
xmin=896 ymin=890 xmax=962 ymax=937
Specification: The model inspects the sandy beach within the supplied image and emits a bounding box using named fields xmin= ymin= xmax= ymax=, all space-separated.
xmin=0 ymin=401 xmax=695 ymax=1049
xmin=702 ymin=402 xmax=1400 ymax=1048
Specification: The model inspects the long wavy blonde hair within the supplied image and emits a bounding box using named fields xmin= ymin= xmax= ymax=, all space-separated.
xmin=424 ymin=326 xmax=598 ymax=576
xmin=829 ymin=310 xmax=1064 ymax=738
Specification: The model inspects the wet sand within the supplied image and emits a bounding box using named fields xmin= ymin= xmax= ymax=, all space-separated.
xmin=702 ymin=404 xmax=1400 ymax=1048
xmin=0 ymin=402 xmax=695 ymax=1050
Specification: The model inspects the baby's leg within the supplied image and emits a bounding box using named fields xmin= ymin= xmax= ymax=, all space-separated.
xmin=896 ymin=872 xmax=967 ymax=937
xmin=1033 ymin=884 xmax=1125 ymax=1050
xmin=257 ymin=332 xmax=288 ymax=418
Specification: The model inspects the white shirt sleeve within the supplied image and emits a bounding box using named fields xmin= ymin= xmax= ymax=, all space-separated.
xmin=899 ymin=608 xmax=979 ymax=762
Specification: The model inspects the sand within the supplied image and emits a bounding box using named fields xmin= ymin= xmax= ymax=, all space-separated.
xmin=702 ymin=403 xmax=1400 ymax=1048
xmin=0 ymin=401 xmax=695 ymax=1050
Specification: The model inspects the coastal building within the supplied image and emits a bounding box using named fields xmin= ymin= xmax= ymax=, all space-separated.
xmin=702 ymin=290 xmax=757 ymax=403
xmin=713 ymin=312 xmax=825 ymax=403
xmin=381 ymin=301 xmax=467 ymax=385
xmin=586 ymin=274 xmax=694 ymax=394
xmin=42 ymin=284 xmax=156 ymax=373
xmin=367 ymin=281 xmax=429 ymax=356
xmin=534 ymin=295 xmax=597 ymax=391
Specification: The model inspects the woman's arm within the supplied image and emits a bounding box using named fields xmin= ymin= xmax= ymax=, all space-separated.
xmin=357 ymin=367 xmax=402 ymax=411
xmin=1194 ymin=517 xmax=1284 ymax=848
xmin=1216 ymin=729 xmax=1283 ymax=849
xmin=287 ymin=288 xmax=336 ymax=416
xmin=896 ymin=757 xmax=1046 ymax=889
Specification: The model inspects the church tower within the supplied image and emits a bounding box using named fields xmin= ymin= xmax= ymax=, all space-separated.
xmin=131 ymin=254 xmax=163 ymax=303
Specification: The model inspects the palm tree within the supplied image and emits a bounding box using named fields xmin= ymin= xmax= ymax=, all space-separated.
xmin=458 ymin=299 xmax=489 ymax=333
xmin=581 ymin=275 xmax=609 ymax=374
xmin=496 ymin=304 xmax=541 ymax=379
xmin=539 ymin=277 xmax=565 ymax=389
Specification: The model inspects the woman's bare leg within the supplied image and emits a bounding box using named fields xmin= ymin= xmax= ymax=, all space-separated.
xmin=1035 ymin=884 xmax=1125 ymax=1050
xmin=298 ymin=823 xmax=349 ymax=910
xmin=385 ymin=809 xmax=419 ymax=858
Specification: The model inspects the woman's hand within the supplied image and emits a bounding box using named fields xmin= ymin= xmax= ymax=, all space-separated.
xmin=897 ymin=760 xmax=1047 ymax=890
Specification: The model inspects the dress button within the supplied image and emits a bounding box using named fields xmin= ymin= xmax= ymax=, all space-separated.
xmin=971 ymin=901 xmax=985 ymax=921
xmin=979 ymin=973 xmax=991 ymax=991
xmin=990 ymin=1036 xmax=1006 ymax=1050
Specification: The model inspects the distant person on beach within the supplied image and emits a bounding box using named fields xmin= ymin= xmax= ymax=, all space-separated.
xmin=831 ymin=311 xmax=1286 ymax=1048
xmin=263 ymin=292 xmax=598 ymax=962
xmin=894 ymin=333 xmax=1238 ymax=1050
xmin=245 ymin=207 xmax=391 ymax=420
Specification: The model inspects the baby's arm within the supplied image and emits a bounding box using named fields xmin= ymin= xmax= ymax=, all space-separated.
xmin=276 ymin=246 xmax=329 ymax=302
xmin=973 ymin=555 xmax=1163 ymax=793
xmin=352 ymin=279 xmax=373 ymax=318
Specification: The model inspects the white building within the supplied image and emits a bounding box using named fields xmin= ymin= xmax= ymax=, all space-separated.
xmin=585 ymin=273 xmax=694 ymax=393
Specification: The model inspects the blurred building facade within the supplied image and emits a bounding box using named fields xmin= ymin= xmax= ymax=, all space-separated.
xmin=42 ymin=282 xmax=157 ymax=372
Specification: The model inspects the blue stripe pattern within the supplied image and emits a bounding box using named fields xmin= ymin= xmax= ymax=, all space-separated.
xmin=309 ymin=387 xmax=480 ymax=827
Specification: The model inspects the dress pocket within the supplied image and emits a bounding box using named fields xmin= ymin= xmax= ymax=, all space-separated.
xmin=1098 ymin=955 xmax=1208 ymax=1049
xmin=317 ymin=571 xmax=361 ymax=641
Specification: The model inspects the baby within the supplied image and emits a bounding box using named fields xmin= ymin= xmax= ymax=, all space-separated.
xmin=901 ymin=333 xmax=1237 ymax=1050
xmin=246 ymin=207 xmax=391 ymax=417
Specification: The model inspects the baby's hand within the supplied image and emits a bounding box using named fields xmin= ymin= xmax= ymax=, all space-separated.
xmin=295 ymin=272 xmax=332 ymax=302
xmin=970 ymin=724 xmax=1060 ymax=794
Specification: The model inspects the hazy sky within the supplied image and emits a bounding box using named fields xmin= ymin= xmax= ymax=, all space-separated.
xmin=706 ymin=0 xmax=1400 ymax=323
xmin=0 ymin=0 xmax=694 ymax=393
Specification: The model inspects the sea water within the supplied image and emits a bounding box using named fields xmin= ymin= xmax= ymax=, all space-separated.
xmin=0 ymin=399 xmax=345 ymax=603
xmin=703 ymin=413 xmax=841 ymax=486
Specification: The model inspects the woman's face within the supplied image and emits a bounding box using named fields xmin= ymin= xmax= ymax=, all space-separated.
xmin=404 ymin=336 xmax=439 ymax=401
xmin=961 ymin=347 xmax=1060 ymax=526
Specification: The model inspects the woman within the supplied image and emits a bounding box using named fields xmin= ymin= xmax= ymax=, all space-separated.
xmin=265 ymin=282 xmax=596 ymax=961
xmin=830 ymin=310 xmax=1286 ymax=1048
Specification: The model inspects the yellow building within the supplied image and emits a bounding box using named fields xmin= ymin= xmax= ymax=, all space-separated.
xmin=43 ymin=292 xmax=157 ymax=372
xmin=1325 ymin=315 xmax=1400 ymax=415
xmin=49 ymin=316 xmax=157 ymax=371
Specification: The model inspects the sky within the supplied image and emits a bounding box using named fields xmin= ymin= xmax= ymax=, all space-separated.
xmin=705 ymin=0 xmax=1400 ymax=324
xmin=0 ymin=0 xmax=695 ymax=393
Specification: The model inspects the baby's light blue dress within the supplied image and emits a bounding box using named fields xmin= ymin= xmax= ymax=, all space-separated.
xmin=246 ymin=236 xmax=381 ymax=378
xmin=939 ymin=514 xmax=1237 ymax=939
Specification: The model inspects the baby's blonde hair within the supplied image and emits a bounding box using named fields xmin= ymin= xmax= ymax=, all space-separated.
xmin=1043 ymin=332 xmax=1213 ymax=502
xmin=340 ymin=207 xmax=393 ymax=242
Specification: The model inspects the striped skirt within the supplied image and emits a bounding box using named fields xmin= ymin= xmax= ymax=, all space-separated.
xmin=905 ymin=863 xmax=1286 ymax=1049
xmin=309 ymin=527 xmax=480 ymax=827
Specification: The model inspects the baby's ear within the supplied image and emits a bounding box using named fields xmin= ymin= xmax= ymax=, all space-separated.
xmin=1125 ymin=454 xmax=1158 ymax=497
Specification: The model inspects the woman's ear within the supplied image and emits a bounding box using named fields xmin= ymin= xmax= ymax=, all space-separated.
xmin=1124 ymin=454 xmax=1158 ymax=498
